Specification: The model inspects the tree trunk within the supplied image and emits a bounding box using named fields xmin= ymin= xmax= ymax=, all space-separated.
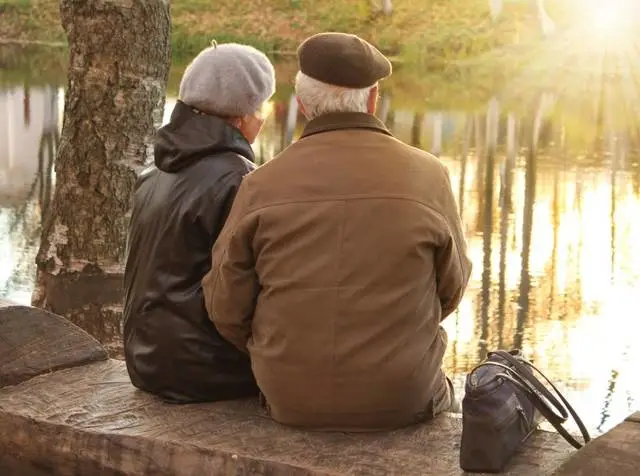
xmin=431 ymin=112 xmax=443 ymax=157
xmin=33 ymin=0 xmax=171 ymax=357
xmin=381 ymin=0 xmax=393 ymax=15
xmin=489 ymin=0 xmax=503 ymax=21
xmin=377 ymin=93 xmax=392 ymax=124
xmin=410 ymin=112 xmax=424 ymax=148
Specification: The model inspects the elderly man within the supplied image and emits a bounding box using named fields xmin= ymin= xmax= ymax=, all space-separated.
xmin=202 ymin=32 xmax=472 ymax=430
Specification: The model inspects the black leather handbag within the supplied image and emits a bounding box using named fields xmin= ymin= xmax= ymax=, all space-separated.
xmin=459 ymin=349 xmax=591 ymax=473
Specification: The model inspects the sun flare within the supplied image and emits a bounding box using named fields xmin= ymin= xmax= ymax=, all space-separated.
xmin=584 ymin=0 xmax=635 ymax=36
xmin=591 ymin=7 xmax=619 ymax=33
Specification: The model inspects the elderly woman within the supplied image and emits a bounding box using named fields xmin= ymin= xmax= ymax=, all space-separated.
xmin=123 ymin=43 xmax=275 ymax=403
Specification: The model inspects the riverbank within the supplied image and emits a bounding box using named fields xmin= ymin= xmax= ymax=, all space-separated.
xmin=0 ymin=41 xmax=539 ymax=112
xmin=1 ymin=39 xmax=634 ymax=141
xmin=1 ymin=0 xmax=575 ymax=63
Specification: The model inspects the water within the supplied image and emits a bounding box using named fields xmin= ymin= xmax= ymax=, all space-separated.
xmin=2 ymin=56 xmax=639 ymax=437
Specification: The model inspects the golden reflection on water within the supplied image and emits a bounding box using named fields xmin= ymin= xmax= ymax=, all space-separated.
xmin=440 ymin=153 xmax=640 ymax=433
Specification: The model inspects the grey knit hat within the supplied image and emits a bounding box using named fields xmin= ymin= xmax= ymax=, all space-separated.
xmin=179 ymin=42 xmax=276 ymax=117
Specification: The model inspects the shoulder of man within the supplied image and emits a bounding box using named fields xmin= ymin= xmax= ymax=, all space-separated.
xmin=403 ymin=141 xmax=448 ymax=169
xmin=375 ymin=136 xmax=452 ymax=182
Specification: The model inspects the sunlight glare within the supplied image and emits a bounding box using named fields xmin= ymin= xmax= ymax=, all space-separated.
xmin=586 ymin=0 xmax=634 ymax=38
xmin=591 ymin=7 xmax=619 ymax=33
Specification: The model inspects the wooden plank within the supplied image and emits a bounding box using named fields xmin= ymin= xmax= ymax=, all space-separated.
xmin=625 ymin=412 xmax=640 ymax=424
xmin=0 ymin=360 xmax=574 ymax=476
xmin=553 ymin=417 xmax=640 ymax=475
xmin=0 ymin=304 xmax=108 ymax=388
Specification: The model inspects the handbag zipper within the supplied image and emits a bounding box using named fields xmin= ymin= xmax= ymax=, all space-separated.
xmin=516 ymin=404 xmax=530 ymax=427
xmin=463 ymin=406 xmax=522 ymax=430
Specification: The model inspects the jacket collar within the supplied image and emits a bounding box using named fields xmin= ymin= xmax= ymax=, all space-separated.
xmin=299 ymin=112 xmax=392 ymax=140
xmin=154 ymin=100 xmax=255 ymax=173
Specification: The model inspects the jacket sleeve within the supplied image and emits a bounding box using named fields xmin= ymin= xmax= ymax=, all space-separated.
xmin=435 ymin=167 xmax=473 ymax=319
xmin=202 ymin=178 xmax=258 ymax=353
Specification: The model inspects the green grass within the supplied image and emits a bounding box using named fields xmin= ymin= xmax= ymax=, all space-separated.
xmin=0 ymin=0 xmax=65 ymax=43
xmin=171 ymin=31 xmax=284 ymax=62
xmin=1 ymin=0 xmax=32 ymax=9
xmin=0 ymin=39 xmax=504 ymax=111
xmin=0 ymin=0 xmax=585 ymax=65
xmin=0 ymin=43 xmax=67 ymax=85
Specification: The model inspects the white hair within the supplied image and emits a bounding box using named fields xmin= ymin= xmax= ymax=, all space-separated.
xmin=295 ymin=71 xmax=375 ymax=119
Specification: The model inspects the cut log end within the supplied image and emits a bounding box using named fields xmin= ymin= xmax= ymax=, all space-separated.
xmin=0 ymin=302 xmax=108 ymax=389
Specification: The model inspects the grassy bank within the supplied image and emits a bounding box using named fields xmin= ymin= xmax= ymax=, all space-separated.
xmin=0 ymin=0 xmax=577 ymax=64
xmin=2 ymin=47 xmax=635 ymax=153
xmin=0 ymin=43 xmax=499 ymax=110
xmin=1 ymin=39 xmax=620 ymax=123
xmin=0 ymin=40 xmax=527 ymax=112
xmin=2 ymin=0 xmax=628 ymax=128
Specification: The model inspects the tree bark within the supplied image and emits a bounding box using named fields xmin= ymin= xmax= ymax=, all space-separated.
xmin=33 ymin=0 xmax=171 ymax=357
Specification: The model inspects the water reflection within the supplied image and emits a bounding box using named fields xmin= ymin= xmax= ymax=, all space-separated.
xmin=2 ymin=82 xmax=640 ymax=436
xmin=0 ymin=85 xmax=60 ymax=303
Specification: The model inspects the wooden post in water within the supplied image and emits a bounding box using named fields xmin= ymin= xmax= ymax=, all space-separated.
xmin=33 ymin=0 xmax=171 ymax=357
xmin=370 ymin=0 xmax=393 ymax=16
xmin=410 ymin=112 xmax=424 ymax=148
xmin=384 ymin=99 xmax=396 ymax=132
xmin=478 ymin=98 xmax=499 ymax=359
xmin=607 ymin=83 xmax=619 ymax=281
xmin=36 ymin=118 xmax=57 ymax=220
xmin=377 ymin=94 xmax=392 ymax=125
xmin=489 ymin=0 xmax=503 ymax=21
xmin=489 ymin=0 xmax=555 ymax=36
xmin=473 ymin=114 xmax=486 ymax=234
xmin=431 ymin=113 xmax=443 ymax=157
xmin=457 ymin=116 xmax=473 ymax=216
xmin=514 ymin=97 xmax=545 ymax=350
xmin=283 ymin=93 xmax=298 ymax=148
xmin=548 ymin=162 xmax=560 ymax=317
xmin=497 ymin=113 xmax=516 ymax=348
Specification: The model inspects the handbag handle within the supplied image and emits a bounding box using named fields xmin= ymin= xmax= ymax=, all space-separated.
xmin=476 ymin=360 xmax=569 ymax=423
xmin=489 ymin=350 xmax=591 ymax=449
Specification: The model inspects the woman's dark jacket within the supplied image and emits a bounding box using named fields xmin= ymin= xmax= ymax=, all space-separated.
xmin=123 ymin=101 xmax=258 ymax=402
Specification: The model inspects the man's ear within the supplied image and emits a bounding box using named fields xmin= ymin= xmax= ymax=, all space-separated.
xmin=296 ymin=95 xmax=309 ymax=119
xmin=367 ymin=85 xmax=379 ymax=115
xmin=228 ymin=116 xmax=243 ymax=129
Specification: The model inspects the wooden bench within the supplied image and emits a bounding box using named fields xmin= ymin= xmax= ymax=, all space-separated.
xmin=553 ymin=412 xmax=640 ymax=475
xmin=0 ymin=301 xmax=585 ymax=475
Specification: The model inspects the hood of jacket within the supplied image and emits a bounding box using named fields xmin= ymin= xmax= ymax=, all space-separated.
xmin=154 ymin=100 xmax=255 ymax=173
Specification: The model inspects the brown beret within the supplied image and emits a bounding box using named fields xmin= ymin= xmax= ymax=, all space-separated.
xmin=297 ymin=32 xmax=392 ymax=88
